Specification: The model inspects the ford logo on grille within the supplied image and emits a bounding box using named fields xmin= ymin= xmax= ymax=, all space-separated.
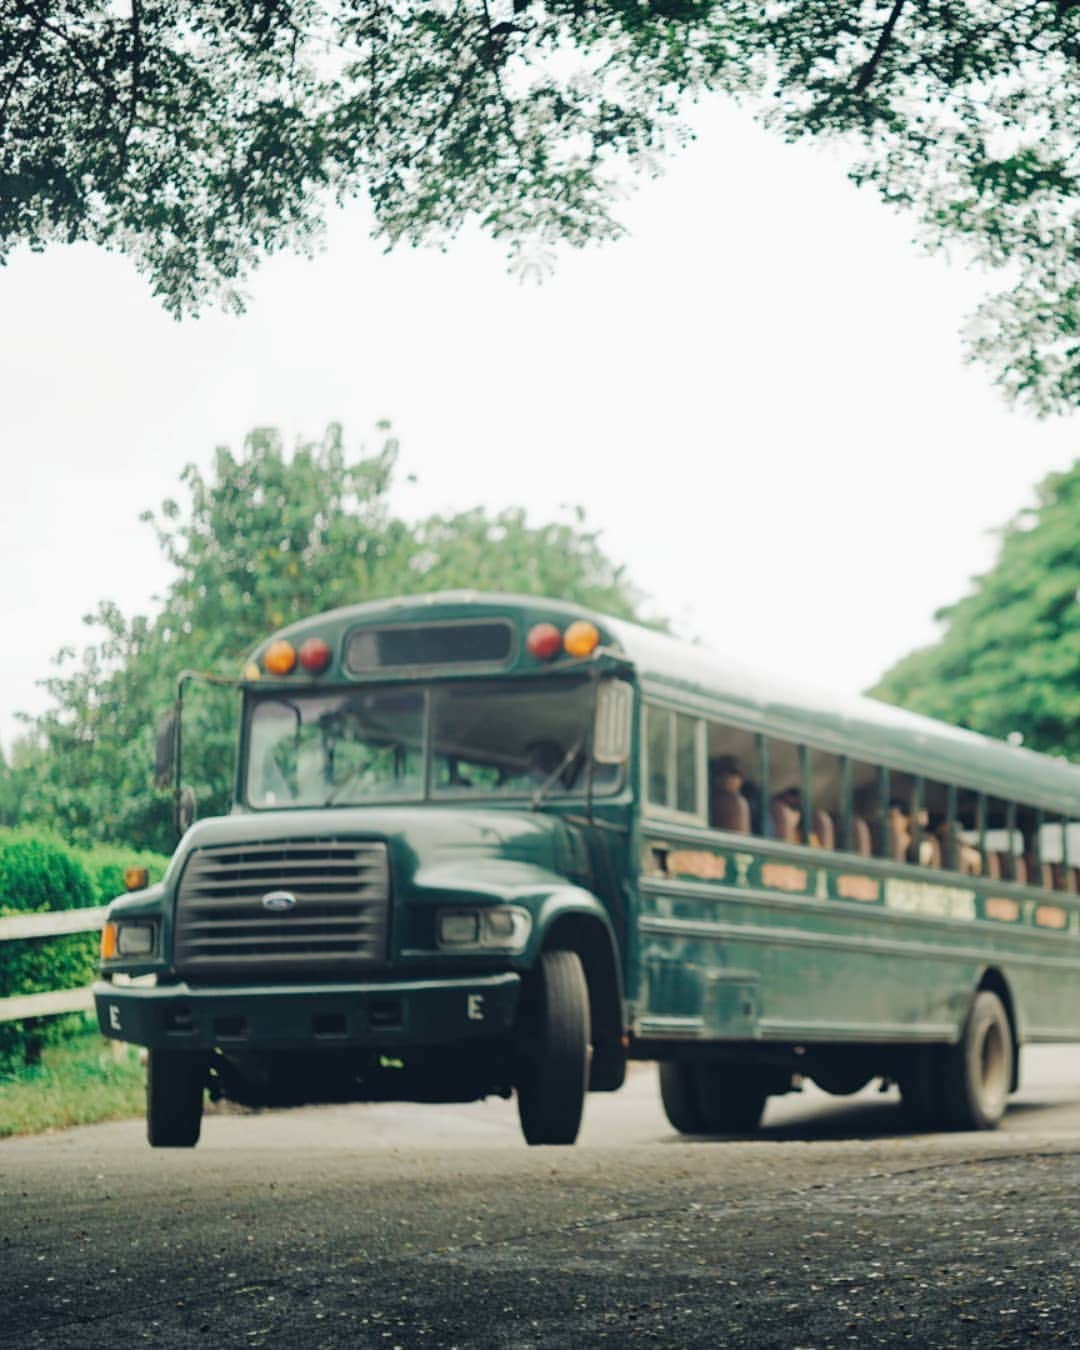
xmin=262 ymin=890 xmax=298 ymax=912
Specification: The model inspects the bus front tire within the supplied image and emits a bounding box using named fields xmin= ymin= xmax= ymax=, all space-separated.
xmin=517 ymin=949 xmax=590 ymax=1146
xmin=941 ymin=990 xmax=1013 ymax=1131
xmin=147 ymin=1049 xmax=208 ymax=1148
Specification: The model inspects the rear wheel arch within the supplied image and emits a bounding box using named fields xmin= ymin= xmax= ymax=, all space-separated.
xmin=977 ymin=967 xmax=1020 ymax=1093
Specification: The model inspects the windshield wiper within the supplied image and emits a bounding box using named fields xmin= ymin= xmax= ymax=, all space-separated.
xmin=530 ymin=737 xmax=586 ymax=812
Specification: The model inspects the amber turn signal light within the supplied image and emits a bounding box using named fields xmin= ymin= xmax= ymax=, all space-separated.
xmin=100 ymin=923 xmax=118 ymax=960
xmin=264 ymin=639 xmax=297 ymax=675
xmin=564 ymin=620 xmax=600 ymax=658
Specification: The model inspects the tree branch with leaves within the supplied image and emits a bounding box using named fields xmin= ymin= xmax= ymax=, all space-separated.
xmin=1 ymin=1 xmax=1076 ymax=412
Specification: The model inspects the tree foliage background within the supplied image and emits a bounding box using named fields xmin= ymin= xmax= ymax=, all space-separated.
xmin=1 ymin=423 xmax=650 ymax=852
xmin=1 ymin=1 xmax=1076 ymax=413
xmin=871 ymin=458 xmax=1080 ymax=760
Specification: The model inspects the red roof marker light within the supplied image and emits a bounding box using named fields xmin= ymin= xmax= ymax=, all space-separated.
xmin=526 ymin=623 xmax=562 ymax=661
xmin=299 ymin=637 xmax=332 ymax=674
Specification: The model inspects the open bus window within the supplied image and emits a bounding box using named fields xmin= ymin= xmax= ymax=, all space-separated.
xmin=886 ymin=771 xmax=918 ymax=863
xmin=430 ymin=678 xmax=619 ymax=799
xmin=808 ymin=748 xmax=841 ymax=851
xmin=919 ymin=780 xmax=949 ymax=869
xmin=1016 ymin=804 xmax=1053 ymax=889
xmin=984 ymin=795 xmax=1023 ymax=881
xmin=764 ymin=737 xmax=803 ymax=844
xmin=246 ymin=690 xmax=424 ymax=807
xmin=1041 ymin=817 xmax=1080 ymax=892
xmin=951 ymin=788 xmax=983 ymax=875
xmin=850 ymin=760 xmax=881 ymax=857
xmin=705 ymin=723 xmax=757 ymax=834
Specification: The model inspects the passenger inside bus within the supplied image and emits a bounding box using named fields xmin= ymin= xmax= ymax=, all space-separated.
xmin=812 ymin=807 xmax=836 ymax=851
xmin=935 ymin=818 xmax=982 ymax=875
xmin=770 ymin=787 xmax=803 ymax=844
xmin=709 ymin=757 xmax=751 ymax=833
xmin=851 ymin=815 xmax=873 ymax=856
xmin=887 ymin=801 xmax=912 ymax=862
xmin=918 ymin=812 xmax=943 ymax=868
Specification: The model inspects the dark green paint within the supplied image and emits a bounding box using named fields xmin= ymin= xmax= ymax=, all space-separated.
xmin=97 ymin=593 xmax=1080 ymax=1092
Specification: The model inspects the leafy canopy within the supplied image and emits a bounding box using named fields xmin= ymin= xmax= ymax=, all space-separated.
xmin=2 ymin=423 xmax=649 ymax=851
xmin=871 ymin=458 xmax=1080 ymax=760
xmin=1 ymin=2 xmax=1077 ymax=413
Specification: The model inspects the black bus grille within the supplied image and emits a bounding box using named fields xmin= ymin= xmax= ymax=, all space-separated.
xmin=174 ymin=840 xmax=391 ymax=978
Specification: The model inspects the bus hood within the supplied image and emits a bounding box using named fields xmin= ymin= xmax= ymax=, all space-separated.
xmin=172 ymin=805 xmax=595 ymax=905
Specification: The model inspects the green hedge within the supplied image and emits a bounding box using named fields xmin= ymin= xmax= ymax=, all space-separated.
xmin=0 ymin=830 xmax=170 ymax=1075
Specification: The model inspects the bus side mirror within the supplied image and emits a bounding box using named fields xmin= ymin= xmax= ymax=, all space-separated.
xmin=155 ymin=711 xmax=178 ymax=790
xmin=594 ymin=680 xmax=633 ymax=764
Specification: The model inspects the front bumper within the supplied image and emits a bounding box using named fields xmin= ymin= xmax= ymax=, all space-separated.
xmin=93 ymin=972 xmax=521 ymax=1052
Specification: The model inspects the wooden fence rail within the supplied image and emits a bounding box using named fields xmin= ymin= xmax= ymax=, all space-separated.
xmin=0 ymin=907 xmax=106 ymax=1024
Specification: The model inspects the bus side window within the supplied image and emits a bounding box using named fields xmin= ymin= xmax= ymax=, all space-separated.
xmin=645 ymin=706 xmax=672 ymax=808
xmin=705 ymin=723 xmax=757 ymax=835
xmin=887 ymin=772 xmax=916 ymax=862
xmin=808 ymin=748 xmax=840 ymax=852
xmin=1018 ymin=805 xmax=1051 ymax=888
xmin=953 ymin=789 xmax=982 ymax=875
xmin=644 ymin=705 xmax=705 ymax=821
xmin=765 ymin=738 xmax=804 ymax=844
xmin=920 ymin=780 xmax=948 ymax=869
xmin=1041 ymin=816 xmax=1074 ymax=893
xmin=850 ymin=760 xmax=881 ymax=857
xmin=985 ymin=796 xmax=1015 ymax=881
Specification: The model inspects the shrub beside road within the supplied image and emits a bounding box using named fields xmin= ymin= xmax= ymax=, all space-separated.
xmin=0 ymin=830 xmax=168 ymax=1082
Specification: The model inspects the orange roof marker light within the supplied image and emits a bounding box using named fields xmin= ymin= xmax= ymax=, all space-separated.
xmin=264 ymin=639 xmax=297 ymax=676
xmin=299 ymin=637 xmax=332 ymax=675
xmin=564 ymin=620 xmax=600 ymax=658
xmin=526 ymin=622 xmax=562 ymax=661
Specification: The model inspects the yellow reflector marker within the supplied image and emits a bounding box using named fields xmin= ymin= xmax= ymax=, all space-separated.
xmin=100 ymin=923 xmax=118 ymax=960
xmin=564 ymin=620 xmax=600 ymax=658
xmin=243 ymin=661 xmax=261 ymax=681
xmin=264 ymin=640 xmax=297 ymax=676
xmin=123 ymin=867 xmax=149 ymax=892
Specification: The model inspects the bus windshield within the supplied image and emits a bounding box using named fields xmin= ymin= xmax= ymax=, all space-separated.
xmin=244 ymin=677 xmax=620 ymax=809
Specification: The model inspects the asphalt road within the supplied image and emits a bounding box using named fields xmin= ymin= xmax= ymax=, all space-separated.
xmin=3 ymin=1046 xmax=1079 ymax=1349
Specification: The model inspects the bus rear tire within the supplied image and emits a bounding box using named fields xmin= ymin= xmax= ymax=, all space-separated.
xmin=659 ymin=1062 xmax=707 ymax=1134
xmin=941 ymin=990 xmax=1013 ymax=1131
xmin=695 ymin=1064 xmax=767 ymax=1134
xmin=517 ymin=949 xmax=590 ymax=1146
xmin=147 ymin=1049 xmax=207 ymax=1148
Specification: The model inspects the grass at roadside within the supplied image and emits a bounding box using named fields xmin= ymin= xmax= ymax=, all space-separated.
xmin=0 ymin=1022 xmax=144 ymax=1138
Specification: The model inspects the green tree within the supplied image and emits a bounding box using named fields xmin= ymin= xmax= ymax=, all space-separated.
xmin=0 ymin=744 xmax=21 ymax=828
xmin=870 ymin=459 xmax=1080 ymax=759
xmin=1 ymin=2 xmax=1076 ymax=413
xmin=7 ymin=422 xmax=650 ymax=851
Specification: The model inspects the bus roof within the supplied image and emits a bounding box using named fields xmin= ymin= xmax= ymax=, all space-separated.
xmin=251 ymin=591 xmax=1080 ymax=815
xmin=601 ymin=614 xmax=1080 ymax=818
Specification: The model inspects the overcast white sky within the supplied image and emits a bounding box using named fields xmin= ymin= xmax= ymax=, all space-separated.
xmin=0 ymin=101 xmax=1075 ymax=755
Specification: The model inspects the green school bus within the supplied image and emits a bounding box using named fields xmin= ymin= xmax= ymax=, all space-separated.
xmin=95 ymin=592 xmax=1080 ymax=1146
